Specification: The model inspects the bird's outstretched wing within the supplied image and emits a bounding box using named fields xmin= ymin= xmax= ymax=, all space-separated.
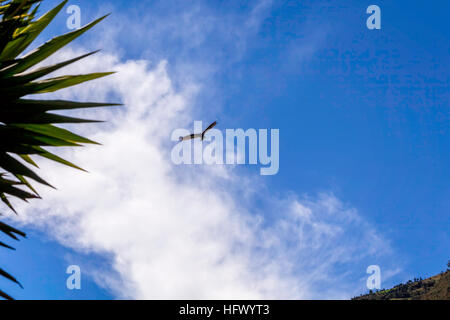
xmin=204 ymin=121 xmax=217 ymax=133
xmin=202 ymin=121 xmax=217 ymax=139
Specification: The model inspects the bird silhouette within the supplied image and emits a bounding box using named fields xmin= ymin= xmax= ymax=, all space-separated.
xmin=179 ymin=121 xmax=217 ymax=141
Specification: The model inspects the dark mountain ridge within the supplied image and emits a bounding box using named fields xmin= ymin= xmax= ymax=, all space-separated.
xmin=353 ymin=267 xmax=450 ymax=300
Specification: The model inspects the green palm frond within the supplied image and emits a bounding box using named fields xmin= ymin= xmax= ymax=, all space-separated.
xmin=0 ymin=0 xmax=118 ymax=299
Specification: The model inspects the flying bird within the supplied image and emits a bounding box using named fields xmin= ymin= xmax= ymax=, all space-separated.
xmin=179 ymin=121 xmax=217 ymax=141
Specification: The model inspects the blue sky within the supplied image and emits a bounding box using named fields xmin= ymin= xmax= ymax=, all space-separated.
xmin=0 ymin=0 xmax=448 ymax=299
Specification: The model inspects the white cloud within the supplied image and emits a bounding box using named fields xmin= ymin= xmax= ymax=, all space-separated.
xmin=3 ymin=47 xmax=396 ymax=299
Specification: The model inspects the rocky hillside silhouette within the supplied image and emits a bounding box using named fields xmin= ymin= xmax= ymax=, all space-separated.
xmin=353 ymin=266 xmax=450 ymax=300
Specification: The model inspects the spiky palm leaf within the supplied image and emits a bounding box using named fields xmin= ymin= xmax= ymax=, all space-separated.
xmin=0 ymin=0 xmax=117 ymax=299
